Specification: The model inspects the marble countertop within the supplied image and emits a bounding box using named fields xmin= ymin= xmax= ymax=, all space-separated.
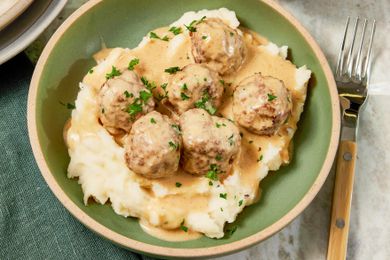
xmin=30 ymin=0 xmax=390 ymax=259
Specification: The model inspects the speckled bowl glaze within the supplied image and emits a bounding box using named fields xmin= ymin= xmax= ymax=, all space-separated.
xmin=27 ymin=0 xmax=340 ymax=258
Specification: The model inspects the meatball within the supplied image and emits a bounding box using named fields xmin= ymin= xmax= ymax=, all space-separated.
xmin=191 ymin=18 xmax=246 ymax=75
xmin=98 ymin=70 xmax=155 ymax=135
xmin=233 ymin=74 xmax=292 ymax=136
xmin=165 ymin=64 xmax=224 ymax=115
xmin=124 ymin=111 xmax=182 ymax=179
xmin=180 ymin=109 xmax=241 ymax=177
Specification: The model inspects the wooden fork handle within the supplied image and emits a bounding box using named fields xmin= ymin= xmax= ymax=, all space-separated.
xmin=327 ymin=140 xmax=357 ymax=260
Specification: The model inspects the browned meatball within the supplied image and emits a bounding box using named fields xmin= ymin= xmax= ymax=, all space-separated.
xmin=165 ymin=64 xmax=224 ymax=115
xmin=124 ymin=111 xmax=181 ymax=179
xmin=191 ymin=18 xmax=246 ymax=75
xmin=180 ymin=109 xmax=241 ymax=177
xmin=233 ymin=74 xmax=292 ymax=136
xmin=98 ymin=70 xmax=155 ymax=135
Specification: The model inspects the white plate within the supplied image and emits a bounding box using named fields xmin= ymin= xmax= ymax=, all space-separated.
xmin=0 ymin=0 xmax=67 ymax=65
xmin=0 ymin=0 xmax=34 ymax=31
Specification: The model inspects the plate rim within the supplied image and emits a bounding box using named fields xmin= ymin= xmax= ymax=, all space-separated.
xmin=0 ymin=0 xmax=68 ymax=65
xmin=0 ymin=0 xmax=34 ymax=31
xmin=27 ymin=0 xmax=340 ymax=258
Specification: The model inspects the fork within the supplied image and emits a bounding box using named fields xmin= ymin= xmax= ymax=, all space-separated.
xmin=327 ymin=17 xmax=376 ymax=260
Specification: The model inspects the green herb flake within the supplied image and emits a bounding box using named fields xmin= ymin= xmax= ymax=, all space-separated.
xmin=181 ymin=83 xmax=188 ymax=90
xmin=149 ymin=31 xmax=169 ymax=41
xmin=205 ymin=164 xmax=219 ymax=181
xmin=219 ymin=193 xmax=227 ymax=199
xmin=230 ymin=32 xmax=234 ymax=37
xmin=184 ymin=16 xmax=206 ymax=32
xmin=60 ymin=101 xmax=76 ymax=110
xmin=195 ymin=92 xmax=216 ymax=115
xmin=139 ymin=90 xmax=152 ymax=102
xmin=215 ymin=123 xmax=221 ymax=128
xmin=209 ymin=181 xmax=213 ymax=186
xmin=140 ymin=76 xmax=157 ymax=91
xmin=215 ymin=154 xmax=222 ymax=161
xmin=180 ymin=220 xmax=188 ymax=232
xmin=267 ymin=93 xmax=277 ymax=101
xmin=128 ymin=58 xmax=139 ymax=70
xmin=127 ymin=100 xmax=143 ymax=117
xmin=175 ymin=182 xmax=182 ymax=188
xmin=169 ymin=26 xmax=182 ymax=35
xmin=220 ymin=207 xmax=224 ymax=212
xmin=228 ymin=134 xmax=234 ymax=146
xmin=249 ymin=140 xmax=254 ymax=144
xmin=88 ymin=69 xmax=94 ymax=74
xmin=169 ymin=141 xmax=178 ymax=150
xmin=203 ymin=77 xmax=207 ymax=82
xmin=239 ymin=200 xmax=243 ymax=206
xmin=257 ymin=155 xmax=263 ymax=162
xmin=165 ymin=66 xmax=181 ymax=74
xmin=226 ymin=226 xmax=237 ymax=236
xmin=150 ymin=118 xmax=156 ymax=124
xmin=219 ymin=79 xmax=225 ymax=86
xmin=124 ymin=90 xmax=132 ymax=98
xmin=202 ymin=35 xmax=208 ymax=40
xmin=101 ymin=108 xmax=105 ymax=114
xmin=105 ymin=66 xmax=121 ymax=79
xmin=171 ymin=124 xmax=181 ymax=134
xmin=181 ymin=92 xmax=190 ymax=100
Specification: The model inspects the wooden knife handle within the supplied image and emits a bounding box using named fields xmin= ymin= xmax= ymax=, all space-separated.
xmin=327 ymin=140 xmax=357 ymax=260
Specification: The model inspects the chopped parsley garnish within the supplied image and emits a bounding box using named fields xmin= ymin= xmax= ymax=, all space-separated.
xmin=215 ymin=123 xmax=221 ymax=128
xmin=140 ymin=76 xmax=156 ymax=91
xmin=219 ymin=79 xmax=225 ymax=86
xmin=150 ymin=118 xmax=156 ymax=124
xmin=127 ymin=99 xmax=143 ymax=117
xmin=239 ymin=200 xmax=243 ymax=206
xmin=181 ymin=83 xmax=188 ymax=90
xmin=180 ymin=92 xmax=190 ymax=100
xmin=105 ymin=66 xmax=121 ymax=79
xmin=175 ymin=182 xmax=182 ymax=188
xmin=149 ymin=31 xmax=169 ymax=41
xmin=139 ymin=90 xmax=152 ymax=102
xmin=228 ymin=134 xmax=234 ymax=146
xmin=219 ymin=193 xmax=227 ymax=199
xmin=88 ymin=69 xmax=94 ymax=74
xmin=169 ymin=26 xmax=182 ymax=35
xmin=171 ymin=124 xmax=181 ymax=134
xmin=59 ymin=101 xmax=75 ymax=110
xmin=209 ymin=181 xmax=213 ymax=186
xmin=180 ymin=220 xmax=188 ymax=232
xmin=202 ymin=35 xmax=208 ymax=40
xmin=124 ymin=90 xmax=132 ymax=98
xmin=168 ymin=141 xmax=178 ymax=150
xmin=257 ymin=155 xmax=263 ymax=162
xmin=226 ymin=226 xmax=237 ymax=236
xmin=220 ymin=208 xmax=224 ymax=212
xmin=128 ymin=58 xmax=139 ymax=70
xmin=215 ymin=154 xmax=222 ymax=161
xmin=101 ymin=108 xmax=105 ymax=114
xmin=267 ymin=93 xmax=277 ymax=101
xmin=164 ymin=66 xmax=181 ymax=74
xmin=203 ymin=77 xmax=207 ymax=82
xmin=205 ymin=164 xmax=219 ymax=181
xmin=157 ymin=83 xmax=169 ymax=100
xmin=230 ymin=32 xmax=234 ymax=37
xmin=195 ymin=92 xmax=216 ymax=115
xmin=184 ymin=16 xmax=206 ymax=32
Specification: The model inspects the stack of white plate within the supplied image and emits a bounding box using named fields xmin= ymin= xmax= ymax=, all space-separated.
xmin=0 ymin=0 xmax=67 ymax=65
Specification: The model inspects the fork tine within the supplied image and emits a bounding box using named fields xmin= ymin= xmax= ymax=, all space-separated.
xmin=346 ymin=17 xmax=359 ymax=77
xmin=336 ymin=17 xmax=350 ymax=78
xmin=362 ymin=20 xmax=376 ymax=84
xmin=354 ymin=19 xmax=368 ymax=81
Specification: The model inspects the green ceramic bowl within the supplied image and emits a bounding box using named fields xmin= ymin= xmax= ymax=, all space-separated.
xmin=28 ymin=0 xmax=340 ymax=258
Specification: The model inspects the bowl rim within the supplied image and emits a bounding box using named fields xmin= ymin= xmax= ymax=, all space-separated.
xmin=27 ymin=0 xmax=340 ymax=258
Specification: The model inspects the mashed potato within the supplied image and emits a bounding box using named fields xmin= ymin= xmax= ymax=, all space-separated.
xmin=66 ymin=8 xmax=311 ymax=239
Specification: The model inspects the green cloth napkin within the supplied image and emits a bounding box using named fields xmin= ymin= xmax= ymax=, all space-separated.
xmin=0 ymin=54 xmax=157 ymax=260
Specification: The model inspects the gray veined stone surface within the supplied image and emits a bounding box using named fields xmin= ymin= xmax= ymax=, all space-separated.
xmin=34 ymin=0 xmax=390 ymax=259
